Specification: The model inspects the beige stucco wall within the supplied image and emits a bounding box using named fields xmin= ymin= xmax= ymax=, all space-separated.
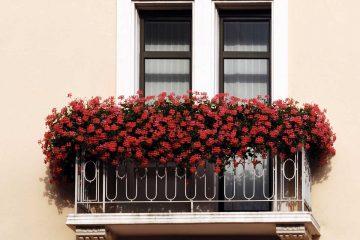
xmin=0 ymin=0 xmax=116 ymax=239
xmin=1 ymin=0 xmax=360 ymax=239
xmin=289 ymin=0 xmax=360 ymax=239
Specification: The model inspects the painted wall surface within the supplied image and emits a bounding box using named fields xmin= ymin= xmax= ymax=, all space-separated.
xmin=288 ymin=1 xmax=360 ymax=240
xmin=1 ymin=0 xmax=359 ymax=240
xmin=0 ymin=0 xmax=116 ymax=239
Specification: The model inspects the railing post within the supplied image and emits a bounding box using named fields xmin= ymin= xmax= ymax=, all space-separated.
xmin=273 ymin=155 xmax=278 ymax=212
xmin=296 ymin=152 xmax=299 ymax=202
xmin=75 ymin=156 xmax=79 ymax=214
xmin=301 ymin=146 xmax=305 ymax=211
xmin=102 ymin=161 xmax=106 ymax=213
xmin=301 ymin=145 xmax=312 ymax=211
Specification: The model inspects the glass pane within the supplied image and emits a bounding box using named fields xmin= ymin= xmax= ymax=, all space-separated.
xmin=223 ymin=155 xmax=271 ymax=211
xmin=224 ymin=21 xmax=269 ymax=52
xmin=224 ymin=59 xmax=268 ymax=99
xmin=145 ymin=59 xmax=190 ymax=96
xmin=145 ymin=21 xmax=191 ymax=52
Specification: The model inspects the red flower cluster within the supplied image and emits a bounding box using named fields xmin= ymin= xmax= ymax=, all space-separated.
xmin=39 ymin=92 xmax=336 ymax=184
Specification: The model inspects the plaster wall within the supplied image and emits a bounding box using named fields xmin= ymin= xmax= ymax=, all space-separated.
xmin=0 ymin=0 xmax=116 ymax=239
xmin=289 ymin=1 xmax=360 ymax=239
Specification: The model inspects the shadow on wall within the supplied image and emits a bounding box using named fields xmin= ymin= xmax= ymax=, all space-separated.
xmin=310 ymin=159 xmax=332 ymax=185
xmin=40 ymin=168 xmax=74 ymax=214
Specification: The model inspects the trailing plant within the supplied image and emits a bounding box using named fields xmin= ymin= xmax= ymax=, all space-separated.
xmin=39 ymin=92 xmax=336 ymax=184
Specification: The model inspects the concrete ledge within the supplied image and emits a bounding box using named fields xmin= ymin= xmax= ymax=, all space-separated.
xmin=67 ymin=212 xmax=320 ymax=237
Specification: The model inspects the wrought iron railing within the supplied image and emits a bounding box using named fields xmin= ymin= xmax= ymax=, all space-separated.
xmin=75 ymin=147 xmax=311 ymax=214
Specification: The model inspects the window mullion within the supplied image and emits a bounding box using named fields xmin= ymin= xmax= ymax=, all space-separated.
xmin=222 ymin=52 xmax=270 ymax=59
xmin=144 ymin=51 xmax=191 ymax=59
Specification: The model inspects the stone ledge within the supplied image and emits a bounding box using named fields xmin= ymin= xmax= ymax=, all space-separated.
xmin=67 ymin=212 xmax=320 ymax=238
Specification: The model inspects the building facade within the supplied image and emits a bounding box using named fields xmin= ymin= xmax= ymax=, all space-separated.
xmin=1 ymin=0 xmax=359 ymax=239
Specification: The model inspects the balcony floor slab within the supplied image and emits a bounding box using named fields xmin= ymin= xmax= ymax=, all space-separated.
xmin=67 ymin=212 xmax=320 ymax=237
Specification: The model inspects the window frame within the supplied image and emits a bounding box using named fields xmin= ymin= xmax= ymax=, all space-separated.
xmin=218 ymin=9 xmax=272 ymax=100
xmin=139 ymin=10 xmax=193 ymax=96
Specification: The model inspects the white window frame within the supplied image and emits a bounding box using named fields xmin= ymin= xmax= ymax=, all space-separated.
xmin=116 ymin=0 xmax=288 ymax=100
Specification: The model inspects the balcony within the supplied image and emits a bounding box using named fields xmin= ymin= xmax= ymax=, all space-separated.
xmin=66 ymin=148 xmax=320 ymax=240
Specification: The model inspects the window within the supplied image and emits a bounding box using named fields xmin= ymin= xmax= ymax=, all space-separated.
xmin=219 ymin=9 xmax=271 ymax=99
xmin=116 ymin=1 xmax=287 ymax=99
xmin=139 ymin=10 xmax=192 ymax=96
xmin=218 ymin=9 xmax=272 ymax=212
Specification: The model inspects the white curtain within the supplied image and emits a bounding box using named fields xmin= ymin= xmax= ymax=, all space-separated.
xmin=145 ymin=59 xmax=190 ymax=96
xmin=224 ymin=21 xmax=269 ymax=52
xmin=145 ymin=21 xmax=191 ymax=52
xmin=224 ymin=59 xmax=268 ymax=99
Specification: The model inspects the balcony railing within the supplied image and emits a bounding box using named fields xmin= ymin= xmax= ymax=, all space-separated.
xmin=75 ymin=147 xmax=311 ymax=214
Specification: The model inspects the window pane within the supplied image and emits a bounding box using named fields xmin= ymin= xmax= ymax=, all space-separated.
xmin=145 ymin=59 xmax=190 ymax=96
xmin=224 ymin=59 xmax=268 ymax=99
xmin=224 ymin=155 xmax=271 ymax=211
xmin=145 ymin=21 xmax=191 ymax=52
xmin=224 ymin=21 xmax=269 ymax=52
